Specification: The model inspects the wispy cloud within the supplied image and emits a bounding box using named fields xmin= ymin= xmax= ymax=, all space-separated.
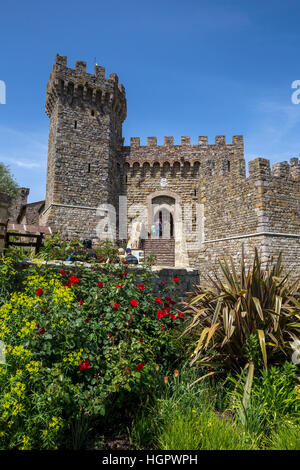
xmin=245 ymin=99 xmax=300 ymax=165
xmin=0 ymin=125 xmax=48 ymax=201
xmin=1 ymin=158 xmax=43 ymax=169
xmin=0 ymin=125 xmax=47 ymax=148
xmin=255 ymin=100 xmax=300 ymax=141
xmin=0 ymin=125 xmax=47 ymax=169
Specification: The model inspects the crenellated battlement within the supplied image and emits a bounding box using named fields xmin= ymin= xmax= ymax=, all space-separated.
xmin=127 ymin=135 xmax=243 ymax=148
xmin=45 ymin=54 xmax=126 ymax=120
xmin=248 ymin=157 xmax=300 ymax=181
xmin=122 ymin=135 xmax=244 ymax=172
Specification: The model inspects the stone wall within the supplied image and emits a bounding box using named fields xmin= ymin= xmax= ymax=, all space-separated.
xmin=8 ymin=187 xmax=29 ymax=222
xmin=18 ymin=201 xmax=45 ymax=225
xmin=122 ymin=135 xmax=244 ymax=266
xmin=40 ymin=55 xmax=300 ymax=284
xmin=195 ymin=157 xmax=300 ymax=281
xmin=41 ymin=54 xmax=127 ymax=238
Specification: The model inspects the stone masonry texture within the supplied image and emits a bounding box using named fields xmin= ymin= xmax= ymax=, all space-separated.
xmin=36 ymin=54 xmax=300 ymax=280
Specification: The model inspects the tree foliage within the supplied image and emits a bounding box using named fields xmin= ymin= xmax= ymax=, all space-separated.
xmin=0 ymin=162 xmax=19 ymax=202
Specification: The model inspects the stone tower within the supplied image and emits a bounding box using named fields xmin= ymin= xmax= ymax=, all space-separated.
xmin=8 ymin=187 xmax=30 ymax=222
xmin=42 ymin=54 xmax=127 ymax=239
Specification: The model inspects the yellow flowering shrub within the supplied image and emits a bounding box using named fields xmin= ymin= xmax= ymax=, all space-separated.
xmin=0 ymin=256 xmax=183 ymax=450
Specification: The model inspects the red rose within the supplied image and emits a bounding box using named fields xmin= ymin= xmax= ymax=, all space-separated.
xmin=79 ymin=359 xmax=90 ymax=371
xmin=162 ymin=282 xmax=166 ymax=286
xmin=79 ymin=300 xmax=83 ymax=305
xmin=113 ymin=303 xmax=121 ymax=309
xmin=137 ymin=284 xmax=144 ymax=290
xmin=122 ymin=272 xmax=127 ymax=277
xmin=108 ymin=332 xmax=112 ymax=338
xmin=137 ymin=363 xmax=144 ymax=371
xmin=173 ymin=277 xmax=179 ymax=283
xmin=59 ymin=269 xmax=65 ymax=276
xmin=160 ymin=325 xmax=164 ymax=330
xmin=101 ymin=314 xmax=104 ymax=318
xmin=98 ymin=281 xmax=103 ymax=288
xmin=171 ymin=314 xmax=176 ymax=321
xmin=156 ymin=310 xmax=164 ymax=319
xmin=36 ymin=288 xmax=43 ymax=297
xmin=140 ymin=337 xmax=144 ymax=342
xmin=36 ymin=327 xmax=45 ymax=336
xmin=165 ymin=296 xmax=176 ymax=305
xmin=177 ymin=311 xmax=183 ymax=317
xmin=122 ymin=261 xmax=128 ymax=264
xmin=155 ymin=297 xmax=163 ymax=305
xmin=129 ymin=299 xmax=138 ymax=308
xmin=69 ymin=275 xmax=79 ymax=285
xmin=115 ymin=284 xmax=124 ymax=288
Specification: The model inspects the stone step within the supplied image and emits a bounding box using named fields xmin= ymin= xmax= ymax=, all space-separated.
xmin=143 ymin=239 xmax=175 ymax=266
xmin=143 ymin=242 xmax=175 ymax=248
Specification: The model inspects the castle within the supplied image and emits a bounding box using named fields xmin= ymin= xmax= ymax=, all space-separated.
xmin=17 ymin=54 xmax=300 ymax=277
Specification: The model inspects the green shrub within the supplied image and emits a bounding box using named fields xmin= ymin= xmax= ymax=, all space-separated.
xmin=229 ymin=362 xmax=300 ymax=444
xmin=39 ymin=234 xmax=120 ymax=263
xmin=130 ymin=366 xmax=248 ymax=450
xmin=0 ymin=255 xmax=24 ymax=305
xmin=181 ymin=249 xmax=300 ymax=372
xmin=0 ymin=260 xmax=185 ymax=449
xmin=269 ymin=421 xmax=300 ymax=450
xmin=156 ymin=408 xmax=255 ymax=450
xmin=156 ymin=414 xmax=203 ymax=450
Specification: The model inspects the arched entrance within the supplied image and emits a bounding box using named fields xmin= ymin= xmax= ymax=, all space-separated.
xmin=143 ymin=190 xmax=189 ymax=267
xmin=151 ymin=195 xmax=175 ymax=239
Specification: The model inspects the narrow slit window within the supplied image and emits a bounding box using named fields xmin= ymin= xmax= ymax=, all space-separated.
xmin=228 ymin=160 xmax=231 ymax=172
xmin=91 ymin=110 xmax=95 ymax=116
xmin=74 ymin=120 xmax=77 ymax=129
xmin=87 ymin=163 xmax=91 ymax=173
xmin=194 ymin=189 xmax=197 ymax=197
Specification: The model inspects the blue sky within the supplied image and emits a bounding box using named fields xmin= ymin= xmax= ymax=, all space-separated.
xmin=1 ymin=0 xmax=300 ymax=202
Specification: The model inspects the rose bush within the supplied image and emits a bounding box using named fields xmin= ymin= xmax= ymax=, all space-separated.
xmin=0 ymin=259 xmax=184 ymax=449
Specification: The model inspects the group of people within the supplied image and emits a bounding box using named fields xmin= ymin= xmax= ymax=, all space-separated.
xmin=151 ymin=220 xmax=162 ymax=238
xmin=66 ymin=240 xmax=138 ymax=264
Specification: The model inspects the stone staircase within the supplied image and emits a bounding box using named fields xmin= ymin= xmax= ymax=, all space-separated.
xmin=142 ymin=239 xmax=175 ymax=266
